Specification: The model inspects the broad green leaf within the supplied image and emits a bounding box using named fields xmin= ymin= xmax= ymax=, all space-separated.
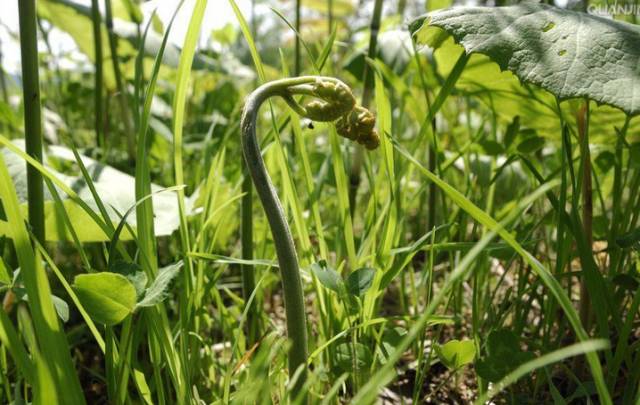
xmin=211 ymin=23 xmax=237 ymax=46
xmin=72 ymin=272 xmax=137 ymax=325
xmin=594 ymin=151 xmax=615 ymax=173
xmin=475 ymin=360 xmax=510 ymax=386
xmin=411 ymin=3 xmax=640 ymax=114
xmin=136 ymin=261 xmax=182 ymax=308
xmin=435 ymin=339 xmax=476 ymax=370
xmin=517 ymin=136 xmax=545 ymax=154
xmin=421 ymin=37 xmax=557 ymax=139
xmin=310 ymin=261 xmax=344 ymax=293
xmin=410 ymin=9 xmax=639 ymax=147
xmin=335 ymin=342 xmax=373 ymax=371
xmin=379 ymin=327 xmax=407 ymax=364
xmin=150 ymin=12 xmax=164 ymax=34
xmin=475 ymin=329 xmax=534 ymax=382
xmin=1 ymin=140 xmax=194 ymax=242
xmin=0 ymin=101 xmax=21 ymax=130
xmin=345 ymin=267 xmax=376 ymax=296
xmin=0 ymin=200 xmax=117 ymax=242
xmin=133 ymin=368 xmax=153 ymax=404
xmin=616 ymin=227 xmax=640 ymax=249
xmin=611 ymin=273 xmax=639 ymax=291
xmin=51 ymin=295 xmax=70 ymax=323
xmin=486 ymin=329 xmax=520 ymax=357
xmin=479 ymin=140 xmax=504 ymax=156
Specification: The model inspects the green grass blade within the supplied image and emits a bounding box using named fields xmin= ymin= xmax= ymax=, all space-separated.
xmin=0 ymin=309 xmax=34 ymax=383
xmin=172 ymin=1 xmax=208 ymax=401
xmin=228 ymin=0 xmax=265 ymax=81
xmin=136 ymin=5 xmax=181 ymax=278
xmin=0 ymin=153 xmax=85 ymax=403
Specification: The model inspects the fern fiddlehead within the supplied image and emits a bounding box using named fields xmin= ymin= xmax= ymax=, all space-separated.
xmin=240 ymin=76 xmax=378 ymax=395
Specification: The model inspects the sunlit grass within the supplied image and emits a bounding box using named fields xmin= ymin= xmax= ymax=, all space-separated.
xmin=0 ymin=0 xmax=638 ymax=404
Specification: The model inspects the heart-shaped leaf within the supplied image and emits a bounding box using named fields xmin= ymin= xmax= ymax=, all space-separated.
xmin=616 ymin=227 xmax=640 ymax=250
xmin=517 ymin=136 xmax=545 ymax=154
xmin=475 ymin=329 xmax=535 ymax=382
xmin=335 ymin=342 xmax=373 ymax=371
xmin=435 ymin=339 xmax=476 ymax=370
xmin=411 ymin=4 xmax=640 ymax=115
xmin=479 ymin=140 xmax=504 ymax=156
xmin=310 ymin=261 xmax=344 ymax=293
xmin=379 ymin=327 xmax=408 ymax=364
xmin=73 ymin=272 xmax=137 ymax=325
xmin=345 ymin=267 xmax=376 ymax=296
xmin=51 ymin=295 xmax=70 ymax=323
xmin=594 ymin=151 xmax=615 ymax=173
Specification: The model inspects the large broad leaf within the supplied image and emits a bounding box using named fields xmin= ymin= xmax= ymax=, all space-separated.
xmin=410 ymin=3 xmax=640 ymax=115
xmin=419 ymin=36 xmax=636 ymax=144
xmin=0 ymin=140 xmax=195 ymax=242
xmin=72 ymin=272 xmax=137 ymax=325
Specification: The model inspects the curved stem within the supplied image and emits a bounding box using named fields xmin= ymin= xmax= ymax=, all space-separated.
xmin=282 ymin=93 xmax=309 ymax=117
xmin=240 ymin=76 xmax=377 ymax=396
xmin=240 ymin=77 xmax=317 ymax=391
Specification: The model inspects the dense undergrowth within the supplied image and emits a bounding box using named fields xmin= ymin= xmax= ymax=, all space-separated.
xmin=0 ymin=0 xmax=639 ymax=404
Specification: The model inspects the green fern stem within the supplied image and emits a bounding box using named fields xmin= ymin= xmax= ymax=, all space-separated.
xmin=240 ymin=76 xmax=378 ymax=394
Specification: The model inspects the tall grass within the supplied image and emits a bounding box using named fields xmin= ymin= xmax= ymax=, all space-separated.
xmin=0 ymin=1 xmax=638 ymax=403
